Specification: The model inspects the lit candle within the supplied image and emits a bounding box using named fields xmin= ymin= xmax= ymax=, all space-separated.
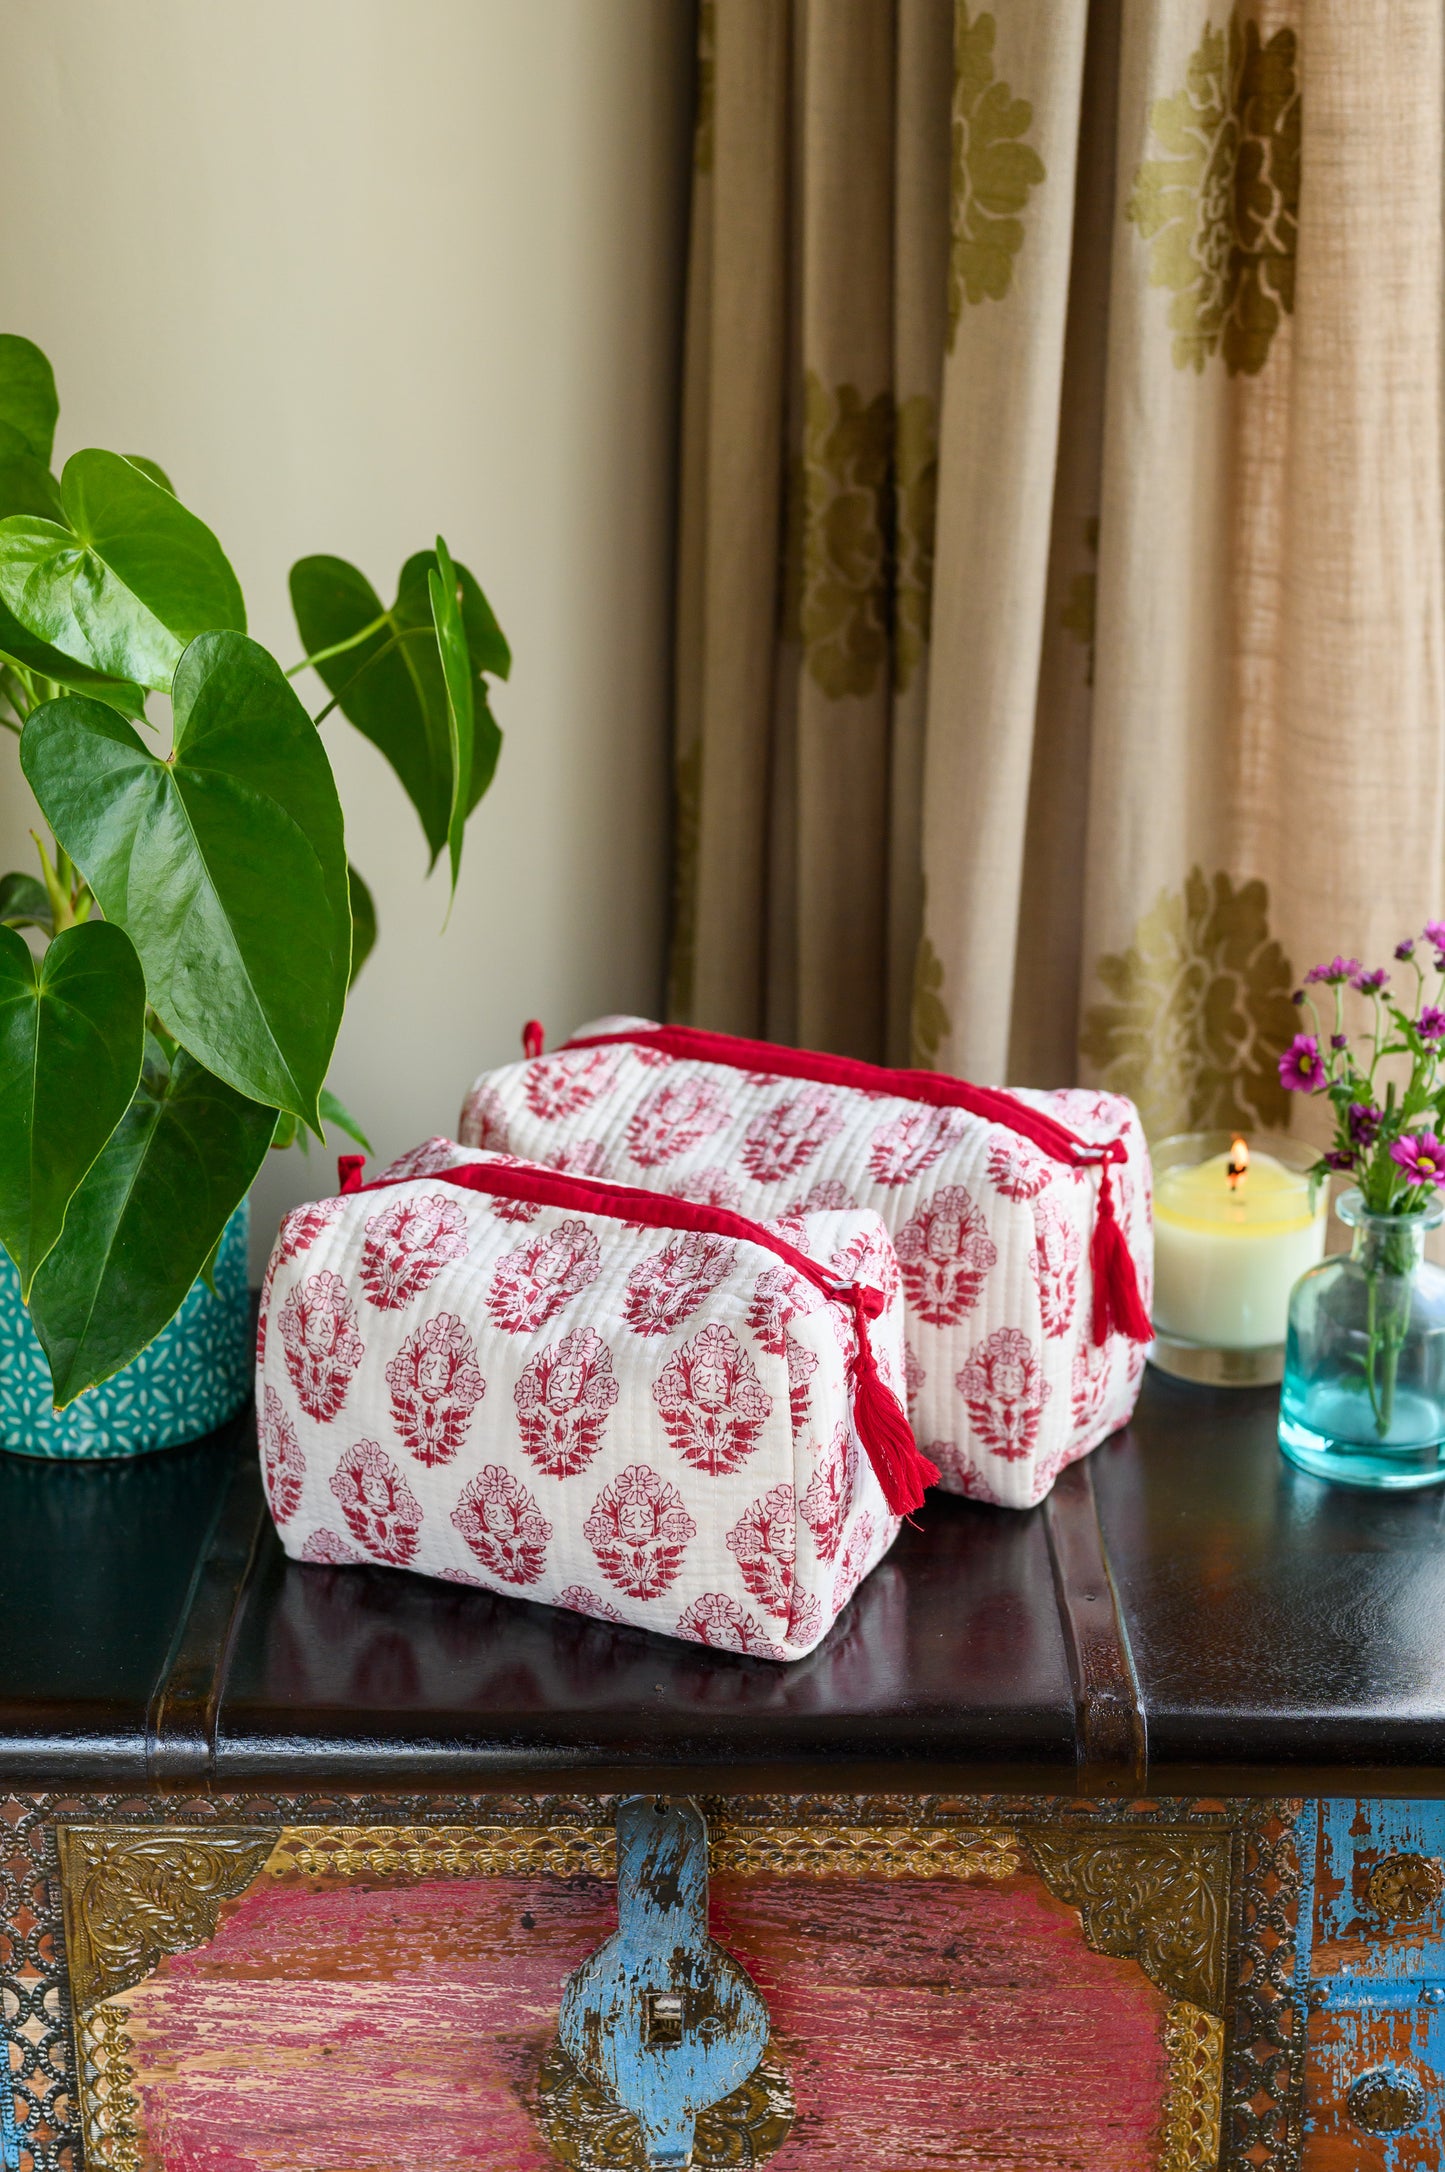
xmin=1153 ymin=1134 xmax=1328 ymax=1352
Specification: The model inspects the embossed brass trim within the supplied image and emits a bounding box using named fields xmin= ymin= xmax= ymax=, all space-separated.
xmin=76 ymin=2004 xmax=144 ymax=2172
xmin=1364 ymin=1851 xmax=1444 ymax=1925
xmin=708 ymin=1823 xmax=1022 ymax=1880
xmin=265 ymin=1822 xmax=615 ymax=1882
xmin=56 ymin=1827 xmax=276 ymax=2013
xmin=1162 ymin=2001 xmax=1225 ymax=2171
xmin=534 ymin=2037 xmax=795 ymax=2170
xmin=1024 ymin=1830 xmax=1230 ymax=2014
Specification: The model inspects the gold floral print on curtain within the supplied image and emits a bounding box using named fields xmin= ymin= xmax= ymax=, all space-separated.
xmin=1126 ymin=10 xmax=1300 ymax=376
xmin=785 ymin=372 xmax=893 ymax=701
xmin=894 ymin=393 xmax=939 ymax=697
xmin=949 ymin=5 xmax=1048 ymax=336
xmin=911 ymin=926 xmax=951 ymax=1068
xmin=1079 ymin=867 xmax=1298 ymax=1139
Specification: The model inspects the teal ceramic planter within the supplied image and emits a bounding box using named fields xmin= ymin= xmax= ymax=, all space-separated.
xmin=0 ymin=1202 xmax=252 ymax=1460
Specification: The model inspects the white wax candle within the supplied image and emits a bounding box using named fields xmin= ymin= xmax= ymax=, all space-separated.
xmin=1153 ymin=1143 xmax=1327 ymax=1349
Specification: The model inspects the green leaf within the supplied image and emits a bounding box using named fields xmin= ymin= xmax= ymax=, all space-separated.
xmin=319 ymin=1084 xmax=373 ymax=1153
xmin=269 ymin=1109 xmax=300 ymax=1152
xmin=25 ymin=1044 xmax=275 ymax=1406
xmin=0 ymin=918 xmax=145 ymax=1297
xmin=22 ymin=631 xmax=350 ymax=1128
xmin=289 ymin=547 xmax=506 ymax=866
xmin=347 ymin=862 xmax=376 ymax=987
xmin=0 ymin=450 xmax=245 ymax=692
xmin=125 ymin=456 xmax=174 ymax=495
xmin=428 ymin=535 xmax=473 ymax=898
xmin=0 ymin=871 xmax=52 ymax=931
xmin=0 ymin=336 xmax=58 ymax=464
xmin=0 ymin=454 xmax=62 ymax=523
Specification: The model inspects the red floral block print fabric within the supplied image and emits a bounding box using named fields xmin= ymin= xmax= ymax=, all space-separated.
xmin=457 ymin=1014 xmax=1154 ymax=1510
xmin=256 ymin=1143 xmax=906 ymax=1660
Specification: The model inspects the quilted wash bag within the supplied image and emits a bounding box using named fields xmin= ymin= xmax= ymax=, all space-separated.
xmin=255 ymin=1141 xmax=931 ymax=1661
xmin=457 ymin=1018 xmax=1154 ymax=1509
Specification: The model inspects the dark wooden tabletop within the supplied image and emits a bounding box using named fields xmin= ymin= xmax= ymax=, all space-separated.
xmin=5 ymin=1369 xmax=1444 ymax=1797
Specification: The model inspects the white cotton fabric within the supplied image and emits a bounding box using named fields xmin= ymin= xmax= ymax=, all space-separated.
xmin=458 ymin=1018 xmax=1153 ymax=1508
xmin=255 ymin=1140 xmax=907 ymax=1661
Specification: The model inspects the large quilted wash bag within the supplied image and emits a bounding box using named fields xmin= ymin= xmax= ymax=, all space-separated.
xmin=458 ymin=1018 xmax=1154 ymax=1510
xmin=254 ymin=1142 xmax=932 ymax=1662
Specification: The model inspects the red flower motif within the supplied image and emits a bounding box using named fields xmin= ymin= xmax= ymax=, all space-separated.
xmin=278 ymin=1196 xmax=345 ymax=1260
xmin=585 ymin=1463 xmax=696 ymax=1598
xmin=458 ymin=1084 xmax=510 ymax=1151
xmin=653 ymin=1323 xmax=771 ymax=1475
xmin=451 ymin=1464 xmax=551 ymax=1585
xmin=1071 ymin=1337 xmax=1111 ymax=1431
xmin=867 ymin=1104 xmax=969 ymax=1186
xmin=677 ymin=1166 xmax=743 ymax=1211
xmin=785 ymin=1588 xmax=823 ymax=1645
xmin=738 ymin=1087 xmax=845 ymax=1182
xmin=625 ymin=1073 xmax=732 ymax=1166
xmin=558 ymin=1584 xmax=623 ymax=1622
xmin=301 ymin=1527 xmax=364 ymax=1565
xmin=830 ymin=1222 xmax=903 ymax=1310
xmin=904 ymin=1342 xmax=926 ymax=1407
xmin=956 ymin=1328 xmax=1052 ymax=1462
xmin=278 ymin=1272 xmax=365 ymax=1423
xmin=623 ymin=1232 xmax=735 ymax=1337
xmin=259 ymin=1385 xmax=305 ymax=1523
xmin=553 ymin=1139 xmax=609 ymax=1177
xmin=360 ymin=1192 xmax=470 ymax=1310
xmin=925 ymin=1438 xmax=1004 ymax=1504
xmin=726 ymin=1484 xmax=796 ymax=1619
xmin=986 ymin=1136 xmax=1053 ymax=1201
xmin=1031 ymin=1196 xmax=1082 ymax=1337
xmin=799 ymin=1422 xmax=857 ymax=1563
xmin=514 ymin=1325 xmax=619 ymax=1476
xmin=486 ymin=1218 xmax=601 ymax=1333
xmin=328 ymin=1439 xmax=422 ymax=1565
xmin=832 ymin=1511 xmax=877 ymax=1612
xmin=784 ymin=1333 xmax=818 ymax=1437
xmin=788 ymin=1178 xmax=854 ymax=1213
xmin=255 ymin=1249 xmax=279 ymax=1365
xmin=380 ymin=1136 xmax=466 ymax=1181
xmin=1045 ymin=1088 xmax=1123 ymax=1139
xmin=674 ymin=1592 xmax=784 ymax=1659
xmin=386 ymin=1313 xmax=486 ymax=1466
xmin=523 ymin=1046 xmax=620 ymax=1121
xmin=894 ymin=1186 xmax=997 ymax=1326
xmin=746 ymin=1264 xmax=824 ymax=1355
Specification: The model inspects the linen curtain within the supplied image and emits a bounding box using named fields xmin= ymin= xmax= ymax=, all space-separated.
xmin=669 ymin=0 xmax=1445 ymax=1146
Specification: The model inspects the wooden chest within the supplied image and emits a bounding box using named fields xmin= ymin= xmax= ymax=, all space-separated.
xmin=4 ymin=1373 xmax=1445 ymax=2169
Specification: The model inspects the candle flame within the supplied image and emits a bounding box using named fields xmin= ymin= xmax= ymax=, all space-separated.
xmin=1227 ymin=1135 xmax=1250 ymax=1189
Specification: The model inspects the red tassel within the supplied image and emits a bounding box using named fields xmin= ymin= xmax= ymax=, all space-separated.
xmin=1089 ymin=1161 xmax=1153 ymax=1346
xmin=337 ymin=1154 xmax=366 ymax=1194
xmin=522 ymin=1019 xmax=546 ymax=1059
xmin=846 ymin=1288 xmax=939 ymax=1515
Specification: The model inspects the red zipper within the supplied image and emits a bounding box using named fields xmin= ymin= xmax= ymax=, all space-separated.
xmin=336 ymin=1151 xmax=937 ymax=1514
xmin=540 ymin=1020 xmax=1153 ymax=1349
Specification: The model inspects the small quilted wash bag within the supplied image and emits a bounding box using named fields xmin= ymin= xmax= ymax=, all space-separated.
xmin=255 ymin=1141 xmax=932 ymax=1661
xmin=458 ymin=1018 xmax=1155 ymax=1509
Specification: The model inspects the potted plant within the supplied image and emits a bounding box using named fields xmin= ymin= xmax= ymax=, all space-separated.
xmin=0 ymin=334 xmax=508 ymax=1458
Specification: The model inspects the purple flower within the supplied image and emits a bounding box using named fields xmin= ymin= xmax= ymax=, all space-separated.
xmin=1292 ymin=988 xmax=1306 ymax=1006
xmin=1397 ymin=938 xmax=1417 ymax=961
xmin=1353 ymin=967 xmax=1389 ymax=994
xmin=1434 ymin=953 xmax=1445 ymax=975
xmin=1348 ymin=1101 xmax=1382 ymax=1147
xmin=1305 ymin=957 xmax=1363 ymax=986
xmin=1424 ymin=920 xmax=1445 ymax=949
xmin=1278 ymin=1034 xmax=1322 ymax=1092
xmin=1331 ymin=1033 xmax=1349 ymax=1050
xmin=1420 ymin=1007 xmax=1445 ymax=1042
xmin=1390 ymin=1132 xmax=1445 ymax=1188
xmin=1323 ymin=1148 xmax=1356 ymax=1172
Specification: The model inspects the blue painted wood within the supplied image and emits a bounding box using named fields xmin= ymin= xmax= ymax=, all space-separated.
xmin=0 ymin=2062 xmax=20 ymax=2172
xmin=558 ymin=1795 xmax=770 ymax=2169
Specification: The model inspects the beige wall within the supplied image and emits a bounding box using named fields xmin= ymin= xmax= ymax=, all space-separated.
xmin=0 ymin=0 xmax=691 ymax=1271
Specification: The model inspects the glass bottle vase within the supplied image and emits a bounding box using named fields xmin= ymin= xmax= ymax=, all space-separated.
xmin=1279 ymin=1190 xmax=1445 ymax=1489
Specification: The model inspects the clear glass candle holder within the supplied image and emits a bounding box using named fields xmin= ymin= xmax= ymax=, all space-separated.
xmin=1149 ymin=1131 xmax=1328 ymax=1387
xmin=1278 ymin=1190 xmax=1445 ymax=1490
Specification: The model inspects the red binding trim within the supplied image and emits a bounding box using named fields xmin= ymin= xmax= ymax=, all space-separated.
xmin=557 ymin=1021 xmax=1152 ymax=1348
xmin=337 ymin=1150 xmax=938 ymax=1515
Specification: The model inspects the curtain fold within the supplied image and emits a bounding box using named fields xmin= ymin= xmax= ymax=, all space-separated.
xmin=670 ymin=0 xmax=1445 ymax=1143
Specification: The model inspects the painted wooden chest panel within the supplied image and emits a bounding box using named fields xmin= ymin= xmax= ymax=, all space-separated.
xmin=0 ymin=1793 xmax=1298 ymax=2172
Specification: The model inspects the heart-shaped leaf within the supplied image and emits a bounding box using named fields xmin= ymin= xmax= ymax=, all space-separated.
xmin=25 ymin=1043 xmax=276 ymax=1406
xmin=0 ymin=449 xmax=245 ymax=692
xmin=289 ymin=547 xmax=506 ymax=866
xmin=125 ymin=455 xmax=174 ymax=495
xmin=0 ymin=919 xmax=146 ymax=1296
xmin=0 ymin=336 xmax=58 ymax=464
xmin=0 ymin=454 xmax=62 ymax=523
xmin=22 ymin=631 xmax=350 ymax=1127
xmin=0 ymin=872 xmax=52 ymax=931
xmin=428 ymin=535 xmax=473 ymax=898
xmin=347 ymin=862 xmax=376 ymax=986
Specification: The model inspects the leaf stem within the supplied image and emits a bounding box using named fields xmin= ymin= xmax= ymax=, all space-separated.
xmin=310 ymin=624 xmax=435 ymax=726
xmin=284 ymin=610 xmax=391 ymax=680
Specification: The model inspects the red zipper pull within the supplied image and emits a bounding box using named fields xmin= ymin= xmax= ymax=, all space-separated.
xmin=522 ymin=1019 xmax=546 ymax=1059
xmin=838 ymin=1283 xmax=939 ymax=1516
xmin=337 ymin=1154 xmax=367 ymax=1194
